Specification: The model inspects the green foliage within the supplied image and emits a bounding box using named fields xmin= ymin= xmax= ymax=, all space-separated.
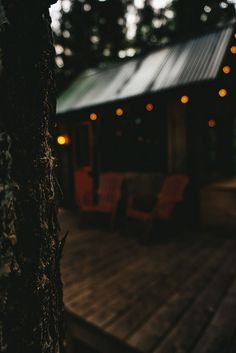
xmin=172 ymin=0 xmax=236 ymax=38
xmin=132 ymin=2 xmax=175 ymax=52
xmin=54 ymin=0 xmax=236 ymax=90
xmin=55 ymin=0 xmax=126 ymax=90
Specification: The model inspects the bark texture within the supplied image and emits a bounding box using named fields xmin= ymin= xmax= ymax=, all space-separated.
xmin=0 ymin=2 xmax=64 ymax=353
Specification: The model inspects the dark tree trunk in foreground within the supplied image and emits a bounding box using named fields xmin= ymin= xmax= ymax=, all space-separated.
xmin=0 ymin=1 xmax=64 ymax=353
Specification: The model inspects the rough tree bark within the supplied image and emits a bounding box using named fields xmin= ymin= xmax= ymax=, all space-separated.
xmin=0 ymin=1 xmax=65 ymax=353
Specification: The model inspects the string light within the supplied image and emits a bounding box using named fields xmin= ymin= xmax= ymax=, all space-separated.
xmin=218 ymin=88 xmax=227 ymax=98
xmin=116 ymin=108 xmax=124 ymax=117
xmin=57 ymin=135 xmax=70 ymax=145
xmin=145 ymin=103 xmax=154 ymax=112
xmin=90 ymin=113 xmax=98 ymax=121
xmin=222 ymin=65 xmax=231 ymax=74
xmin=230 ymin=46 xmax=236 ymax=54
xmin=208 ymin=119 xmax=216 ymax=128
xmin=180 ymin=95 xmax=189 ymax=104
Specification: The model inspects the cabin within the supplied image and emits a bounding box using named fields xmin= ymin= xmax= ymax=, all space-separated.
xmin=58 ymin=24 xmax=236 ymax=353
xmin=56 ymin=23 xmax=236 ymax=228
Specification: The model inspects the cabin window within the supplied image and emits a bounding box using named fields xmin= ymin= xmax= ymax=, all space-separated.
xmin=100 ymin=108 xmax=167 ymax=172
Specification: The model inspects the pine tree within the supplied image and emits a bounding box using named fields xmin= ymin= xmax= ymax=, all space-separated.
xmin=0 ymin=1 xmax=64 ymax=352
xmin=172 ymin=0 xmax=235 ymax=38
xmin=134 ymin=1 xmax=175 ymax=52
xmin=55 ymin=0 xmax=126 ymax=90
xmin=54 ymin=0 xmax=236 ymax=90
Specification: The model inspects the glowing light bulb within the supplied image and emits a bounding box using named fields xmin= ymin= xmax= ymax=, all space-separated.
xmin=222 ymin=65 xmax=231 ymax=74
xmin=180 ymin=95 xmax=189 ymax=104
xmin=90 ymin=113 xmax=98 ymax=121
xmin=208 ymin=119 xmax=216 ymax=128
xmin=116 ymin=108 xmax=124 ymax=117
xmin=146 ymin=103 xmax=154 ymax=112
xmin=230 ymin=46 xmax=236 ymax=54
xmin=218 ymin=89 xmax=227 ymax=98
xmin=57 ymin=135 xmax=70 ymax=145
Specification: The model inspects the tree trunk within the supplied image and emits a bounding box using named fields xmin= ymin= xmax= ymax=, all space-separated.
xmin=0 ymin=2 xmax=64 ymax=353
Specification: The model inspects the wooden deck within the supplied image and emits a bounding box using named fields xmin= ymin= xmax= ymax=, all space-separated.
xmin=60 ymin=210 xmax=236 ymax=353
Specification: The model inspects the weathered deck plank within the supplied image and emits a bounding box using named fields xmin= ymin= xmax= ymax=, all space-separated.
xmin=60 ymin=210 xmax=236 ymax=353
xmin=151 ymin=248 xmax=236 ymax=353
xmin=72 ymin=241 xmax=191 ymax=319
xmin=127 ymin=241 xmax=232 ymax=352
xmin=104 ymin=243 xmax=211 ymax=339
xmin=191 ymin=277 xmax=236 ymax=353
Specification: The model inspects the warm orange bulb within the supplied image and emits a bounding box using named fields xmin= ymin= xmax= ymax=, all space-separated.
xmin=180 ymin=95 xmax=189 ymax=104
xmin=222 ymin=65 xmax=231 ymax=74
xmin=218 ymin=88 xmax=227 ymax=98
xmin=146 ymin=103 xmax=154 ymax=112
xmin=234 ymin=33 xmax=236 ymax=39
xmin=116 ymin=108 xmax=124 ymax=117
xmin=208 ymin=119 xmax=216 ymax=128
xmin=90 ymin=113 xmax=98 ymax=121
xmin=57 ymin=135 xmax=69 ymax=145
xmin=230 ymin=46 xmax=236 ymax=54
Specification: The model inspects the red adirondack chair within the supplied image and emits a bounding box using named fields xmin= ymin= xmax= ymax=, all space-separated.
xmin=156 ymin=174 xmax=189 ymax=220
xmin=78 ymin=172 xmax=124 ymax=228
xmin=74 ymin=168 xmax=93 ymax=210
xmin=126 ymin=174 xmax=189 ymax=225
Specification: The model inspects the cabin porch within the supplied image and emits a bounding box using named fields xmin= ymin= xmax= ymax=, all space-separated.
xmin=60 ymin=209 xmax=236 ymax=353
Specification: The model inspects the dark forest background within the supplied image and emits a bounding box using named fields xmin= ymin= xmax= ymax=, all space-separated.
xmin=53 ymin=0 xmax=236 ymax=91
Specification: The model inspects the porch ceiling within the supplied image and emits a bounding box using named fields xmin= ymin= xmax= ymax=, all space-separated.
xmin=57 ymin=25 xmax=233 ymax=115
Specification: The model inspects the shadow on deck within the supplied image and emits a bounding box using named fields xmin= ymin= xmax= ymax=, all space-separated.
xmin=60 ymin=209 xmax=236 ymax=353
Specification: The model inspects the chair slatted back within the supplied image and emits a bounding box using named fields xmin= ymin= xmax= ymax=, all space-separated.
xmin=157 ymin=175 xmax=189 ymax=219
xmin=74 ymin=170 xmax=93 ymax=207
xmin=158 ymin=175 xmax=189 ymax=203
xmin=98 ymin=173 xmax=124 ymax=206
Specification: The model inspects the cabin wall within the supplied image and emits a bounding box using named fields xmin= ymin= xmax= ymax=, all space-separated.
xmin=56 ymin=84 xmax=236 ymax=212
xmin=167 ymin=99 xmax=187 ymax=174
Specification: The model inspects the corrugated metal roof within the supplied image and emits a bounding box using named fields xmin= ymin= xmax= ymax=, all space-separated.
xmin=57 ymin=25 xmax=233 ymax=114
